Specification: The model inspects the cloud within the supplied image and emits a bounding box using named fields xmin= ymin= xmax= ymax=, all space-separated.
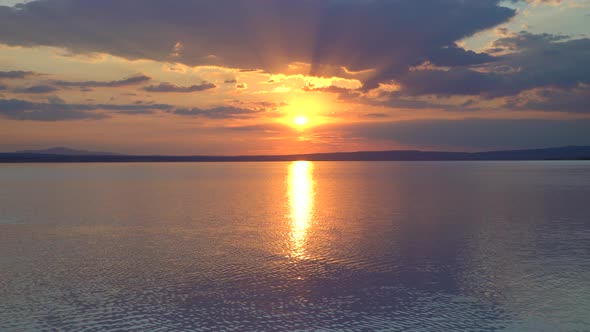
xmin=397 ymin=68 xmax=500 ymax=96
xmin=0 ymin=96 xmax=266 ymax=121
xmin=174 ymin=106 xmax=263 ymax=119
xmin=226 ymin=116 xmax=590 ymax=150
xmin=235 ymin=83 xmax=248 ymax=89
xmin=91 ymin=103 xmax=172 ymax=112
xmin=14 ymin=84 xmax=59 ymax=94
xmin=0 ymin=98 xmax=108 ymax=121
xmin=307 ymin=30 xmax=590 ymax=112
xmin=393 ymin=32 xmax=590 ymax=99
xmin=507 ymin=86 xmax=590 ymax=112
xmin=319 ymin=118 xmax=590 ymax=150
xmin=0 ymin=0 xmax=515 ymax=89
xmin=1 ymin=1 xmax=586 ymax=115
xmin=302 ymin=84 xmax=358 ymax=96
xmin=486 ymin=32 xmax=590 ymax=93
xmin=521 ymin=0 xmax=563 ymax=5
xmin=226 ymin=122 xmax=292 ymax=132
xmin=304 ymin=85 xmax=475 ymax=111
xmin=54 ymin=75 xmax=151 ymax=88
xmin=0 ymin=70 xmax=36 ymax=79
xmin=362 ymin=113 xmax=390 ymax=118
xmin=143 ymin=82 xmax=216 ymax=93
xmin=0 ymin=98 xmax=173 ymax=121
xmin=427 ymin=44 xmax=496 ymax=67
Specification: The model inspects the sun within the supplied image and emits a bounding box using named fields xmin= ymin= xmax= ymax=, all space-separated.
xmin=281 ymin=96 xmax=331 ymax=129
xmin=294 ymin=116 xmax=308 ymax=126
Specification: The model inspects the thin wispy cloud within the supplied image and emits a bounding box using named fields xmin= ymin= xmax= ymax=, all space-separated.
xmin=0 ymin=70 xmax=37 ymax=79
xmin=54 ymin=75 xmax=151 ymax=88
xmin=143 ymin=82 xmax=216 ymax=93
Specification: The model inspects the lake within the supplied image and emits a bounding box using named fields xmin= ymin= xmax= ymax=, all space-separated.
xmin=1 ymin=161 xmax=589 ymax=331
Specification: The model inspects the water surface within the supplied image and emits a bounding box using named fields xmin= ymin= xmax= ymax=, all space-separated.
xmin=1 ymin=161 xmax=589 ymax=331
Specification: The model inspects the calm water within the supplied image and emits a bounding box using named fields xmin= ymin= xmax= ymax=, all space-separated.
xmin=1 ymin=162 xmax=589 ymax=331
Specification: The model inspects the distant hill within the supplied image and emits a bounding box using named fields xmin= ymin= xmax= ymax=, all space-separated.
xmin=14 ymin=147 xmax=119 ymax=156
xmin=1 ymin=146 xmax=590 ymax=162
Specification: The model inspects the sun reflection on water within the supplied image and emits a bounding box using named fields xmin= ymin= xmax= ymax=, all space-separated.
xmin=288 ymin=161 xmax=315 ymax=259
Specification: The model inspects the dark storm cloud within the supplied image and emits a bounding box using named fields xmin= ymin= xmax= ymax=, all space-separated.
xmin=321 ymin=118 xmax=590 ymax=150
xmin=0 ymin=98 xmax=173 ymax=121
xmin=427 ymin=44 xmax=496 ymax=67
xmin=14 ymin=85 xmax=59 ymax=94
xmin=0 ymin=70 xmax=36 ymax=79
xmin=143 ymin=82 xmax=216 ymax=93
xmin=0 ymin=0 xmax=515 ymax=88
xmin=309 ymin=31 xmax=590 ymax=111
xmin=398 ymin=69 xmax=500 ymax=96
xmin=486 ymin=33 xmax=590 ymax=93
xmin=54 ymin=75 xmax=151 ymax=88
xmin=174 ymin=106 xmax=262 ymax=119
xmin=398 ymin=32 xmax=590 ymax=97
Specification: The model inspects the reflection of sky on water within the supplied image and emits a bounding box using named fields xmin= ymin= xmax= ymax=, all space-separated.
xmin=1 ymin=162 xmax=589 ymax=331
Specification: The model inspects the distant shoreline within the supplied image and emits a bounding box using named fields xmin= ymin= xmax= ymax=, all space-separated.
xmin=1 ymin=146 xmax=590 ymax=163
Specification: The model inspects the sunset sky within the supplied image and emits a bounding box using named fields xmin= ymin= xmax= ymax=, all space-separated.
xmin=1 ymin=0 xmax=589 ymax=155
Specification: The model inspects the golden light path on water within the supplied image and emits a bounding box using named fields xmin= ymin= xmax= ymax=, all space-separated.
xmin=288 ymin=161 xmax=315 ymax=259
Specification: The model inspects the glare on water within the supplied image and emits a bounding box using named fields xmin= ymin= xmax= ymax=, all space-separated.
xmin=287 ymin=161 xmax=315 ymax=259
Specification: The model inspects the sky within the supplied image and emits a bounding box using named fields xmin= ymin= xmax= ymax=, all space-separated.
xmin=0 ymin=0 xmax=589 ymax=155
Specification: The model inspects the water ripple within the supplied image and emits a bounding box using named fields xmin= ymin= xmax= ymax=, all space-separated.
xmin=1 ymin=162 xmax=589 ymax=331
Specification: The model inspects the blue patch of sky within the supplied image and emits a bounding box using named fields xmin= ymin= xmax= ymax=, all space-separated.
xmin=462 ymin=0 xmax=590 ymax=51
